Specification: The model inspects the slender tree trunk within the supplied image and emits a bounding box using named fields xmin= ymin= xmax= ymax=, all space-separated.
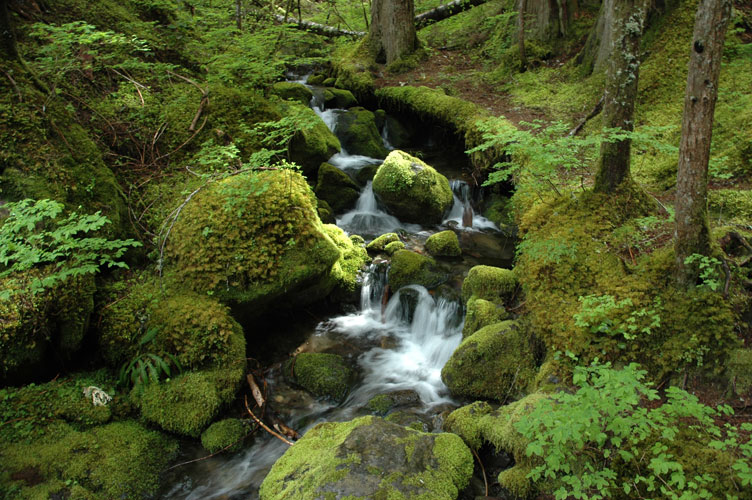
xmin=674 ymin=0 xmax=732 ymax=286
xmin=369 ymin=0 xmax=417 ymax=64
xmin=1 ymin=0 xmax=19 ymax=60
xmin=593 ymin=0 xmax=647 ymax=193
xmin=517 ymin=0 xmax=527 ymax=71
xmin=236 ymin=0 xmax=242 ymax=30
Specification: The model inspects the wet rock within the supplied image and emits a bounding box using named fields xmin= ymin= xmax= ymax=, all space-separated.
xmin=284 ymin=352 xmax=356 ymax=403
xmin=367 ymin=232 xmax=400 ymax=252
xmin=269 ymin=82 xmax=313 ymax=106
xmin=355 ymin=162 xmax=380 ymax=185
xmin=315 ymin=162 xmax=360 ymax=213
xmin=366 ymin=389 xmax=422 ymax=415
xmin=322 ymin=87 xmax=358 ymax=109
xmin=460 ymin=232 xmax=516 ymax=267
xmin=287 ymin=104 xmax=341 ymax=179
xmin=426 ymin=230 xmax=462 ymax=258
xmin=372 ymin=150 xmax=453 ymax=225
xmin=259 ymin=416 xmax=473 ymax=500
xmin=385 ymin=115 xmax=412 ymax=149
xmin=335 ymin=107 xmax=389 ymax=158
xmin=388 ymin=249 xmax=448 ymax=292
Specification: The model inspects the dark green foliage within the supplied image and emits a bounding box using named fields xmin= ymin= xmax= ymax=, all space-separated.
xmin=334 ymin=106 xmax=388 ymax=158
xmin=201 ymin=418 xmax=248 ymax=453
xmin=315 ymin=162 xmax=360 ymax=213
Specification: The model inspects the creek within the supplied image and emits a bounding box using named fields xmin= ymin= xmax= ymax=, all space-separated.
xmin=162 ymin=79 xmax=513 ymax=499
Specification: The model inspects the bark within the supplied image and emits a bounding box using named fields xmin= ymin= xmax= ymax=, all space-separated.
xmin=272 ymin=14 xmax=365 ymax=37
xmin=414 ymin=0 xmax=488 ymax=28
xmin=674 ymin=0 xmax=732 ymax=287
xmin=235 ymin=0 xmax=242 ymax=29
xmin=593 ymin=0 xmax=646 ymax=193
xmin=524 ymin=0 xmax=568 ymax=41
xmin=575 ymin=0 xmax=615 ymax=75
xmin=369 ymin=0 xmax=418 ymax=64
xmin=517 ymin=0 xmax=527 ymax=70
xmin=1 ymin=0 xmax=19 ymax=60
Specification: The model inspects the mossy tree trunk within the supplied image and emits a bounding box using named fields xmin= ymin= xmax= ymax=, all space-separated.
xmin=575 ymin=0 xmax=615 ymax=75
xmin=369 ymin=0 xmax=418 ymax=64
xmin=593 ymin=0 xmax=646 ymax=194
xmin=674 ymin=0 xmax=732 ymax=287
xmin=517 ymin=0 xmax=527 ymax=70
xmin=1 ymin=0 xmax=19 ymax=60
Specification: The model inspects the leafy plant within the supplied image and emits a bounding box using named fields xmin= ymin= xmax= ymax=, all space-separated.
xmin=118 ymin=326 xmax=181 ymax=392
xmin=574 ymin=294 xmax=662 ymax=347
xmin=0 ymin=199 xmax=141 ymax=299
xmin=683 ymin=254 xmax=723 ymax=291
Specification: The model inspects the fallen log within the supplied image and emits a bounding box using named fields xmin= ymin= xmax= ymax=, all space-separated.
xmin=415 ymin=0 xmax=490 ymax=29
xmin=272 ymin=14 xmax=365 ymax=37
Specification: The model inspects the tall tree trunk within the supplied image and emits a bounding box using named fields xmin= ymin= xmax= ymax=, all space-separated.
xmin=674 ymin=0 xmax=732 ymax=287
xmin=593 ymin=0 xmax=646 ymax=193
xmin=575 ymin=0 xmax=615 ymax=75
xmin=369 ymin=0 xmax=417 ymax=64
xmin=517 ymin=0 xmax=527 ymax=71
xmin=235 ymin=0 xmax=242 ymax=30
xmin=1 ymin=0 xmax=19 ymax=60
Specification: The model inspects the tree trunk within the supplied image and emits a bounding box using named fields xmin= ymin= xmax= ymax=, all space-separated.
xmin=575 ymin=0 xmax=615 ymax=75
xmin=593 ymin=0 xmax=646 ymax=193
xmin=414 ymin=0 xmax=488 ymax=29
xmin=517 ymin=0 xmax=527 ymax=71
xmin=1 ymin=0 xmax=19 ymax=60
xmin=674 ymin=0 xmax=732 ymax=287
xmin=235 ymin=0 xmax=242 ymax=30
xmin=369 ymin=0 xmax=417 ymax=64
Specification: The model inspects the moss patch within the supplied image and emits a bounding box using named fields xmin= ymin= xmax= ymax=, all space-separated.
xmin=287 ymin=104 xmax=341 ymax=179
xmin=462 ymin=296 xmax=509 ymax=338
xmin=461 ymin=265 xmax=516 ymax=304
xmin=384 ymin=240 xmax=406 ymax=255
xmin=270 ymin=82 xmax=313 ymax=105
xmin=315 ymin=162 xmax=360 ymax=213
xmin=388 ymin=249 xmax=447 ymax=291
xmin=285 ymin=352 xmax=355 ymax=403
xmin=367 ymin=232 xmax=400 ymax=252
xmin=335 ymin=106 xmax=388 ymax=158
xmin=425 ymin=230 xmax=462 ymax=257
xmin=201 ymin=418 xmax=248 ymax=453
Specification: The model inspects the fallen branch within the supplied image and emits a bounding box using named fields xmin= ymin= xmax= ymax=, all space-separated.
xmin=244 ymin=395 xmax=295 ymax=446
xmin=272 ymin=13 xmax=365 ymax=37
xmin=1 ymin=68 xmax=22 ymax=102
xmin=247 ymin=373 xmax=266 ymax=408
xmin=415 ymin=0 xmax=489 ymax=29
xmin=721 ymin=257 xmax=731 ymax=298
xmin=568 ymin=94 xmax=604 ymax=136
xmin=470 ymin=448 xmax=488 ymax=497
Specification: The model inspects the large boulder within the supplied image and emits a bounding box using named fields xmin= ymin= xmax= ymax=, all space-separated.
xmin=270 ymin=82 xmax=313 ymax=105
xmin=461 ymin=265 xmax=517 ymax=304
xmin=287 ymin=104 xmax=341 ymax=179
xmin=372 ymin=150 xmax=453 ymax=225
xmin=425 ymin=230 xmax=462 ymax=257
xmin=260 ymin=416 xmax=473 ymax=500
xmin=315 ymin=162 xmax=360 ymax=213
xmin=388 ymin=249 xmax=447 ymax=291
xmin=166 ymin=170 xmax=344 ymax=313
xmin=442 ymin=321 xmax=537 ymax=400
xmin=335 ymin=106 xmax=389 ymax=158
xmin=322 ymin=87 xmax=358 ymax=109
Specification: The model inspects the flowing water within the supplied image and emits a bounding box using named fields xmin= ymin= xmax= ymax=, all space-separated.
xmin=163 ymin=78 xmax=509 ymax=499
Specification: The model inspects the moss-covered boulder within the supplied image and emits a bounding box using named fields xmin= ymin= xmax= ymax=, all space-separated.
xmin=284 ymin=352 xmax=355 ymax=402
xmin=270 ymin=82 xmax=313 ymax=105
xmin=461 ymin=265 xmax=517 ymax=304
xmin=287 ymin=104 xmax=341 ymax=179
xmin=317 ymin=198 xmax=336 ymax=224
xmin=307 ymin=73 xmax=327 ymax=85
xmin=425 ymin=230 xmax=462 ymax=257
xmin=385 ymin=240 xmax=406 ymax=255
xmin=367 ymin=232 xmax=400 ymax=252
xmin=166 ymin=170 xmax=344 ymax=313
xmin=365 ymin=390 xmax=421 ymax=416
xmin=372 ymin=150 xmax=453 ymax=225
xmin=201 ymin=418 xmax=248 ymax=453
xmin=441 ymin=321 xmax=537 ymax=400
xmin=259 ymin=416 xmax=473 ymax=500
xmin=322 ymin=87 xmax=358 ymax=109
xmin=315 ymin=162 xmax=360 ymax=213
xmin=335 ymin=106 xmax=388 ymax=158
xmin=321 ymin=225 xmax=370 ymax=299
xmin=388 ymin=249 xmax=447 ymax=291
xmin=462 ymin=296 xmax=509 ymax=338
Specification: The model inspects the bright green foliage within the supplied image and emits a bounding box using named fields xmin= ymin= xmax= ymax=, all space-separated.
xmin=461 ymin=265 xmax=516 ymax=304
xmin=0 ymin=199 xmax=140 ymax=299
xmin=682 ymin=254 xmax=723 ymax=292
xmin=284 ymin=352 xmax=355 ymax=403
xmin=387 ymin=249 xmax=447 ymax=291
xmin=201 ymin=418 xmax=248 ymax=454
xmin=384 ymin=240 xmax=406 ymax=255
xmin=425 ymin=230 xmax=461 ymax=257
xmin=515 ymin=362 xmax=752 ymax=500
xmin=708 ymin=189 xmax=752 ymax=223
xmin=118 ymin=326 xmax=181 ymax=393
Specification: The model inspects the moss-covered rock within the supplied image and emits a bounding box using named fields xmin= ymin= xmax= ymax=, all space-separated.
xmin=372 ymin=150 xmax=453 ymax=225
xmin=323 ymin=87 xmax=358 ymax=109
xmin=287 ymin=104 xmax=341 ymax=179
xmin=367 ymin=232 xmax=400 ymax=252
xmin=270 ymin=82 xmax=313 ymax=105
xmin=317 ymin=198 xmax=336 ymax=224
xmin=462 ymin=296 xmax=509 ymax=338
xmin=284 ymin=352 xmax=355 ymax=402
xmin=384 ymin=240 xmax=406 ymax=255
xmin=315 ymin=162 xmax=360 ymax=213
xmin=335 ymin=106 xmax=389 ymax=158
xmin=365 ymin=390 xmax=421 ymax=416
xmin=441 ymin=321 xmax=537 ymax=400
xmin=321 ymin=225 xmax=370 ymax=298
xmin=425 ymin=230 xmax=462 ymax=257
xmin=201 ymin=418 xmax=248 ymax=453
xmin=307 ymin=73 xmax=327 ymax=85
xmin=388 ymin=249 xmax=447 ymax=291
xmin=461 ymin=265 xmax=517 ymax=304
xmin=166 ymin=170 xmax=344 ymax=313
xmin=259 ymin=416 xmax=473 ymax=500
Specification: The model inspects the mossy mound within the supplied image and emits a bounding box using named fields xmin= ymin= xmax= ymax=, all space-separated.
xmin=166 ymin=169 xmax=343 ymax=313
xmin=284 ymin=352 xmax=355 ymax=403
xmin=462 ymin=296 xmax=509 ymax=338
xmin=444 ymin=394 xmax=547 ymax=499
xmin=259 ymin=416 xmax=473 ymax=500
xmin=425 ymin=230 xmax=462 ymax=257
xmin=366 ymin=232 xmax=400 ymax=252
xmin=373 ymin=150 xmax=453 ymax=225
xmin=388 ymin=249 xmax=447 ymax=291
xmin=270 ymin=82 xmax=313 ymax=105
xmin=727 ymin=348 xmax=752 ymax=399
xmin=1 ymin=272 xmax=95 ymax=384
xmin=315 ymin=162 xmax=360 ymax=213
xmin=287 ymin=104 xmax=341 ymax=179
xmin=320 ymin=225 xmax=370 ymax=298
xmin=461 ymin=265 xmax=517 ymax=304
xmin=365 ymin=390 xmax=421 ymax=416
xmin=335 ymin=106 xmax=388 ymax=158
xmin=709 ymin=189 xmax=752 ymax=223
xmin=322 ymin=87 xmax=358 ymax=109
xmin=441 ymin=321 xmax=538 ymax=401
xmin=201 ymin=418 xmax=248 ymax=454
xmin=384 ymin=240 xmax=406 ymax=255
xmin=317 ymin=198 xmax=336 ymax=224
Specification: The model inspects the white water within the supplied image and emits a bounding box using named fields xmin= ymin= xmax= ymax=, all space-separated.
xmin=444 ymin=179 xmax=499 ymax=230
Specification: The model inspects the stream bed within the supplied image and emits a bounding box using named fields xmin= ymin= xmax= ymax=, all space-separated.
xmin=162 ymin=79 xmax=514 ymax=499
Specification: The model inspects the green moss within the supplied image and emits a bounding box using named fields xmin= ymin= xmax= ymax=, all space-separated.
xmin=461 ymin=265 xmax=516 ymax=304
xmin=388 ymin=249 xmax=447 ymax=291
xmin=366 ymin=394 xmax=394 ymax=415
xmin=307 ymin=74 xmax=327 ymax=85
xmin=372 ymin=150 xmax=453 ymax=224
xmin=384 ymin=240 xmax=406 ymax=255
xmin=318 ymin=198 xmax=336 ymax=224
xmin=335 ymin=106 xmax=388 ymax=159
xmin=367 ymin=232 xmax=400 ymax=252
xmin=285 ymin=352 xmax=355 ymax=402
xmin=167 ymin=169 xmax=342 ymax=312
xmin=425 ymin=230 xmax=461 ymax=257
xmin=315 ymin=162 xmax=360 ymax=213
xmin=259 ymin=416 xmax=472 ymax=500
xmin=728 ymin=348 xmax=752 ymax=397
xmin=322 ymin=224 xmax=370 ymax=296
xmin=270 ymin=82 xmax=314 ymax=105
xmin=441 ymin=320 xmax=538 ymax=400
xmin=323 ymin=87 xmax=358 ymax=109
xmin=708 ymin=189 xmax=752 ymax=223
xmin=462 ymin=296 xmax=509 ymax=338
xmin=201 ymin=418 xmax=248 ymax=453
xmin=287 ymin=103 xmax=342 ymax=179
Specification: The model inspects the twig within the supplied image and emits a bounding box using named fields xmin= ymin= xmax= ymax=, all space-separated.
xmin=470 ymin=447 xmax=488 ymax=496
xmin=2 ymin=69 xmax=22 ymax=102
xmin=190 ymin=96 xmax=208 ymax=132
xmin=167 ymin=69 xmax=207 ymax=96
xmin=244 ymin=395 xmax=294 ymax=446
xmin=721 ymin=257 xmax=732 ymax=298
xmin=568 ymin=94 xmax=604 ymax=136
xmin=165 ymin=427 xmax=258 ymax=470
xmin=152 ymin=116 xmax=207 ymax=163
